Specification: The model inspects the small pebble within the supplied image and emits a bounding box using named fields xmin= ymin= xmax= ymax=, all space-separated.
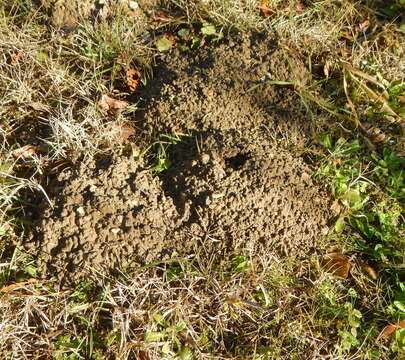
xmin=201 ymin=153 xmax=210 ymax=164
xmin=76 ymin=207 xmax=85 ymax=216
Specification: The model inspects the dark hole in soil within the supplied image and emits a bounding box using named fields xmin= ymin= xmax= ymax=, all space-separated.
xmin=127 ymin=173 xmax=138 ymax=193
xmin=94 ymin=155 xmax=113 ymax=173
xmin=225 ymin=152 xmax=251 ymax=170
xmin=82 ymin=185 xmax=94 ymax=205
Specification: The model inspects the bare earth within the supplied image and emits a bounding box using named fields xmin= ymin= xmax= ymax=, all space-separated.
xmin=29 ymin=37 xmax=332 ymax=284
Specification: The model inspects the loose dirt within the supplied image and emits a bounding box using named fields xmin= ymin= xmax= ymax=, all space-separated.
xmin=40 ymin=0 xmax=95 ymax=28
xmin=139 ymin=34 xmax=310 ymax=147
xmin=163 ymin=135 xmax=330 ymax=256
xmin=30 ymin=157 xmax=185 ymax=284
xmin=30 ymin=37 xmax=332 ymax=284
xmin=40 ymin=0 xmax=144 ymax=29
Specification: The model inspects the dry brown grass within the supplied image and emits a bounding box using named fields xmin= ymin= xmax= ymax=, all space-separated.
xmin=1 ymin=251 xmax=374 ymax=359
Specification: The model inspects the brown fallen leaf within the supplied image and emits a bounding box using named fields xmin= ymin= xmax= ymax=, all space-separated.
xmin=126 ymin=68 xmax=141 ymax=92
xmin=330 ymin=200 xmax=343 ymax=215
xmin=323 ymin=253 xmax=351 ymax=279
xmin=138 ymin=350 xmax=150 ymax=360
xmin=379 ymin=324 xmax=397 ymax=339
xmin=12 ymin=145 xmax=39 ymax=159
xmin=109 ymin=122 xmax=136 ymax=141
xmin=10 ymin=50 xmax=25 ymax=66
xmin=379 ymin=321 xmax=405 ymax=340
xmin=258 ymin=0 xmax=272 ymax=18
xmin=324 ymin=60 xmax=332 ymax=78
xmin=0 ymin=278 xmax=37 ymax=293
xmin=296 ymin=1 xmax=305 ymax=13
xmin=151 ymin=10 xmax=173 ymax=22
xmin=362 ymin=264 xmax=378 ymax=280
xmin=357 ymin=19 xmax=370 ymax=32
xmin=99 ymin=94 xmax=129 ymax=112
xmin=28 ymin=102 xmax=49 ymax=113
xmin=370 ymin=132 xmax=387 ymax=143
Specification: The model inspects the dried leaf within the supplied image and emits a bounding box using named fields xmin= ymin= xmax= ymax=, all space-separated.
xmin=99 ymin=94 xmax=129 ymax=112
xmin=138 ymin=351 xmax=150 ymax=360
xmin=0 ymin=278 xmax=37 ymax=293
xmin=324 ymin=61 xmax=332 ymax=77
xmin=152 ymin=10 xmax=173 ymax=22
xmin=28 ymin=102 xmax=49 ymax=113
xmin=258 ymin=0 xmax=272 ymax=18
xmin=378 ymin=321 xmax=405 ymax=340
xmin=370 ymin=132 xmax=387 ymax=143
xmin=296 ymin=1 xmax=305 ymax=13
xmin=357 ymin=19 xmax=370 ymax=32
xmin=12 ymin=145 xmax=39 ymax=159
xmin=126 ymin=68 xmax=141 ymax=92
xmin=323 ymin=253 xmax=351 ymax=278
xmin=10 ymin=50 xmax=25 ymax=66
xmin=362 ymin=264 xmax=378 ymax=280
xmin=109 ymin=122 xmax=136 ymax=141
xmin=379 ymin=324 xmax=397 ymax=339
xmin=330 ymin=200 xmax=343 ymax=215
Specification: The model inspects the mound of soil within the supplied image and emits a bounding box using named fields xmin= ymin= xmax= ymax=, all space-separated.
xmin=40 ymin=0 xmax=95 ymax=28
xmin=30 ymin=37 xmax=331 ymax=283
xmin=140 ymin=34 xmax=309 ymax=147
xmin=30 ymin=157 xmax=184 ymax=284
xmin=163 ymin=137 xmax=330 ymax=256
xmin=40 ymin=0 xmax=145 ymax=28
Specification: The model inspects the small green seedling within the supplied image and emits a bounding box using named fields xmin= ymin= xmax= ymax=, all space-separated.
xmin=155 ymin=36 xmax=174 ymax=52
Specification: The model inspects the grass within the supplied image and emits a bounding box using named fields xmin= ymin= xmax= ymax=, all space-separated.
xmin=0 ymin=0 xmax=404 ymax=358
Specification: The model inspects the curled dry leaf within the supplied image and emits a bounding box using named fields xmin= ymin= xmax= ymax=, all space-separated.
xmin=324 ymin=60 xmax=332 ymax=77
xmin=99 ymin=94 xmax=129 ymax=112
xmin=330 ymin=200 xmax=343 ymax=215
xmin=370 ymin=132 xmax=387 ymax=143
xmin=151 ymin=10 xmax=173 ymax=22
xmin=10 ymin=50 xmax=25 ymax=66
xmin=0 ymin=278 xmax=37 ymax=293
xmin=380 ymin=324 xmax=397 ymax=339
xmin=258 ymin=0 xmax=272 ymax=18
xmin=323 ymin=253 xmax=351 ymax=279
xmin=362 ymin=264 xmax=378 ymax=280
xmin=12 ymin=145 xmax=39 ymax=159
xmin=138 ymin=351 xmax=150 ymax=360
xmin=357 ymin=19 xmax=370 ymax=32
xmin=126 ymin=68 xmax=141 ymax=92
xmin=379 ymin=321 xmax=405 ymax=340
xmin=28 ymin=102 xmax=49 ymax=113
